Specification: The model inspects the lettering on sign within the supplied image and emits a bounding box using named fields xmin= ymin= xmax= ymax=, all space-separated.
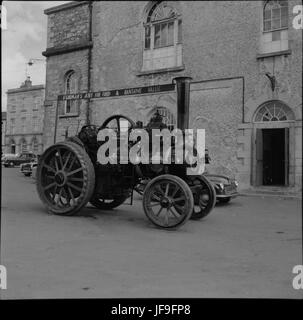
xmin=57 ymin=84 xmax=175 ymax=101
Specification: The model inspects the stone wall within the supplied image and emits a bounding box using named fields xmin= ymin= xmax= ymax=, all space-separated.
xmin=43 ymin=1 xmax=90 ymax=148
xmin=45 ymin=2 xmax=90 ymax=49
xmin=42 ymin=0 xmax=302 ymax=191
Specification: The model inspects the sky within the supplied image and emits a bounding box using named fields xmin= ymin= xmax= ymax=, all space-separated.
xmin=1 ymin=1 xmax=69 ymax=111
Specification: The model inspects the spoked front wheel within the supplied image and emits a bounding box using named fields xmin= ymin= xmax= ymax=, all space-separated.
xmin=36 ymin=141 xmax=95 ymax=216
xmin=143 ymin=174 xmax=194 ymax=229
xmin=189 ymin=175 xmax=216 ymax=220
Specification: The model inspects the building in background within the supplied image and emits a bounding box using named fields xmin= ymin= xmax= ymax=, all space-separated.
xmin=5 ymin=77 xmax=45 ymax=155
xmin=1 ymin=112 xmax=7 ymax=155
xmin=42 ymin=1 xmax=302 ymax=192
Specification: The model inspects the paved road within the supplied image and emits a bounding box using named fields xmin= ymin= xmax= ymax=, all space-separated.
xmin=1 ymin=167 xmax=302 ymax=299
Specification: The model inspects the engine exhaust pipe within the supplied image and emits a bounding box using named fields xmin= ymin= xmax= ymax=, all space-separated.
xmin=173 ymin=76 xmax=192 ymax=130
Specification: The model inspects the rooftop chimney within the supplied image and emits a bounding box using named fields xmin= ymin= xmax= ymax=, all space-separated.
xmin=20 ymin=76 xmax=32 ymax=88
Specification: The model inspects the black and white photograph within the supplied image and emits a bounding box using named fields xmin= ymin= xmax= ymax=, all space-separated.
xmin=0 ymin=0 xmax=302 ymax=306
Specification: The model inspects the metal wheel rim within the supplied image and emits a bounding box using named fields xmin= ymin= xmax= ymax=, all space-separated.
xmin=38 ymin=145 xmax=87 ymax=212
xmin=143 ymin=179 xmax=191 ymax=228
xmin=193 ymin=178 xmax=213 ymax=214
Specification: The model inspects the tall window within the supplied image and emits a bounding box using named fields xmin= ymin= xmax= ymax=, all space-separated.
xmin=33 ymin=97 xmax=41 ymax=110
xmin=10 ymin=118 xmax=15 ymax=134
xmin=10 ymin=139 xmax=16 ymax=154
xmin=260 ymin=0 xmax=289 ymax=54
xmin=21 ymin=117 xmax=26 ymax=133
xmin=32 ymin=137 xmax=39 ymax=153
xmin=145 ymin=3 xmax=180 ymax=49
xmin=263 ymin=0 xmax=288 ymax=32
xmin=142 ymin=1 xmax=182 ymax=71
xmin=64 ymin=70 xmax=77 ymax=115
xmin=33 ymin=116 xmax=39 ymax=132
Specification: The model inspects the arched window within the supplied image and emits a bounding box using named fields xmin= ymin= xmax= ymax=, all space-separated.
xmin=64 ymin=70 xmax=77 ymax=115
xmin=263 ymin=0 xmax=288 ymax=32
xmin=145 ymin=2 xmax=180 ymax=49
xmin=142 ymin=1 xmax=182 ymax=71
xmin=148 ymin=106 xmax=176 ymax=127
xmin=254 ymin=101 xmax=294 ymax=122
xmin=20 ymin=139 xmax=28 ymax=153
xmin=32 ymin=137 xmax=39 ymax=153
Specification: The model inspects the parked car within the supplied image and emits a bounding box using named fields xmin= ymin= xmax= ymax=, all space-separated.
xmin=203 ymin=173 xmax=238 ymax=203
xmin=2 ymin=153 xmax=18 ymax=164
xmin=20 ymin=161 xmax=38 ymax=176
xmin=3 ymin=152 xmax=37 ymax=167
xmin=134 ymin=173 xmax=238 ymax=204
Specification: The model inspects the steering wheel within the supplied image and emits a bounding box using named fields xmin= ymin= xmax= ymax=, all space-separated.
xmin=99 ymin=115 xmax=135 ymax=132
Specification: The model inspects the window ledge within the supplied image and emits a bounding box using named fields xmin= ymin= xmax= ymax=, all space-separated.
xmin=59 ymin=113 xmax=79 ymax=118
xmin=137 ymin=65 xmax=185 ymax=76
xmin=262 ymin=27 xmax=288 ymax=34
xmin=256 ymin=49 xmax=291 ymax=59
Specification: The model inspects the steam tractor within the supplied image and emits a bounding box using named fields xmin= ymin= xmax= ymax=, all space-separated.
xmin=36 ymin=77 xmax=216 ymax=229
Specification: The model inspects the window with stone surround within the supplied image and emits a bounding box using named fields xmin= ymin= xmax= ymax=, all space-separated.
xmin=142 ymin=1 xmax=182 ymax=72
xmin=62 ymin=70 xmax=78 ymax=116
xmin=10 ymin=118 xmax=15 ymax=134
xmin=33 ymin=97 xmax=41 ymax=111
xmin=260 ymin=1 xmax=289 ymax=55
xmin=21 ymin=117 xmax=26 ymax=133
xmin=263 ymin=0 xmax=288 ymax=32
xmin=32 ymin=116 xmax=39 ymax=132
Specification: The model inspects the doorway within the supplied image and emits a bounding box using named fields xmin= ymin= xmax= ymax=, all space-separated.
xmin=256 ymin=128 xmax=289 ymax=186
xmin=10 ymin=143 xmax=16 ymax=154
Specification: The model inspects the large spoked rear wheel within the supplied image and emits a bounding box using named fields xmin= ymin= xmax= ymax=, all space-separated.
xmin=36 ymin=141 xmax=95 ymax=216
xmin=189 ymin=175 xmax=216 ymax=220
xmin=89 ymin=195 xmax=128 ymax=210
xmin=143 ymin=174 xmax=194 ymax=230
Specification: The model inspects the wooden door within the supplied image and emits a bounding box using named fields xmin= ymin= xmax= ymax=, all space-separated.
xmin=255 ymin=128 xmax=263 ymax=186
xmin=284 ymin=128 xmax=289 ymax=186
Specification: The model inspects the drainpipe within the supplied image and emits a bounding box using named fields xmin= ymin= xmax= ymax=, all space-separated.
xmin=86 ymin=0 xmax=93 ymax=125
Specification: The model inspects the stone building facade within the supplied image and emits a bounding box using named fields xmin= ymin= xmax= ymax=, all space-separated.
xmin=1 ymin=112 xmax=7 ymax=155
xmin=42 ymin=1 xmax=302 ymax=192
xmin=5 ymin=77 xmax=45 ymax=155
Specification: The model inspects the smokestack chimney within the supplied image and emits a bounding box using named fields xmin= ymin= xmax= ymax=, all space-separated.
xmin=173 ymin=76 xmax=192 ymax=130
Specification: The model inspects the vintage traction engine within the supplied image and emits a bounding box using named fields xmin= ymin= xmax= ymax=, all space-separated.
xmin=36 ymin=77 xmax=216 ymax=229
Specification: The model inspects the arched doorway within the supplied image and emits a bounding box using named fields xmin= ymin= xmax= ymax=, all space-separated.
xmin=10 ymin=139 xmax=16 ymax=154
xmin=252 ymin=100 xmax=295 ymax=186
